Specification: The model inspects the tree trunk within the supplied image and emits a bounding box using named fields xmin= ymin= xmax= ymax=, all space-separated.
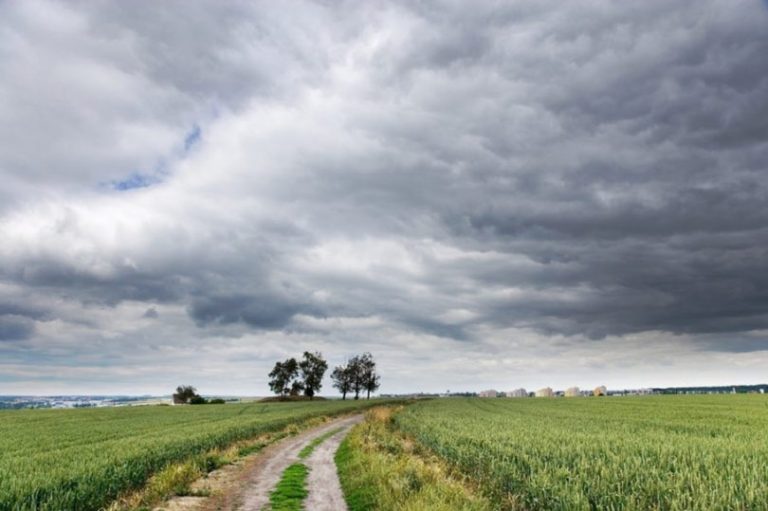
xmin=366 ymin=389 xmax=370 ymax=399
xmin=342 ymin=391 xmax=347 ymax=400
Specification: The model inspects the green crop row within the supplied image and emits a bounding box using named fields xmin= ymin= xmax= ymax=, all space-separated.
xmin=394 ymin=395 xmax=768 ymax=510
xmin=0 ymin=399 xmax=384 ymax=511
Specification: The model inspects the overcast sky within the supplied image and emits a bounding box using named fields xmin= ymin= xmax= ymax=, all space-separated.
xmin=1 ymin=0 xmax=768 ymax=396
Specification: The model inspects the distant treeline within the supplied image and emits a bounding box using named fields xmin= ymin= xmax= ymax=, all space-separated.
xmin=653 ymin=384 xmax=768 ymax=394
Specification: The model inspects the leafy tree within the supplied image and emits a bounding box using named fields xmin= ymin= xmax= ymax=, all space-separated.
xmin=189 ymin=395 xmax=208 ymax=405
xmin=331 ymin=364 xmax=353 ymax=400
xmin=290 ymin=379 xmax=305 ymax=396
xmin=172 ymin=385 xmax=199 ymax=404
xmin=334 ymin=353 xmax=381 ymax=400
xmin=352 ymin=352 xmax=380 ymax=400
xmin=268 ymin=358 xmax=299 ymax=397
xmin=299 ymin=351 xmax=328 ymax=400
xmin=348 ymin=355 xmax=365 ymax=400
xmin=360 ymin=352 xmax=381 ymax=399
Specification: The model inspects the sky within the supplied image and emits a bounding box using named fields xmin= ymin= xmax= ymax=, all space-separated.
xmin=1 ymin=0 xmax=768 ymax=396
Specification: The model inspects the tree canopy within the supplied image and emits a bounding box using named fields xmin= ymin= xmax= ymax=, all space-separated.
xmin=331 ymin=364 xmax=353 ymax=400
xmin=268 ymin=358 xmax=300 ymax=397
xmin=172 ymin=385 xmax=199 ymax=404
xmin=331 ymin=352 xmax=380 ymax=400
xmin=268 ymin=352 xmax=329 ymax=399
xmin=299 ymin=351 xmax=328 ymax=400
xmin=268 ymin=351 xmax=378 ymax=400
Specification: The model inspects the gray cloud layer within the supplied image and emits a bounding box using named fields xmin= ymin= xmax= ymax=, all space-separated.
xmin=1 ymin=0 xmax=767 ymax=393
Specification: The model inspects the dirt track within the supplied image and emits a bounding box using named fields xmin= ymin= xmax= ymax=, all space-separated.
xmin=237 ymin=414 xmax=361 ymax=510
xmin=302 ymin=424 xmax=356 ymax=510
xmin=157 ymin=413 xmax=362 ymax=511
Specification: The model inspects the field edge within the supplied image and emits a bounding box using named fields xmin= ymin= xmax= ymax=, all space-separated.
xmin=336 ymin=405 xmax=492 ymax=511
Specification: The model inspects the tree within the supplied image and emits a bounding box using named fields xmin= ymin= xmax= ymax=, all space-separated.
xmin=360 ymin=353 xmax=381 ymax=399
xmin=189 ymin=395 xmax=208 ymax=405
xmin=348 ymin=355 xmax=365 ymax=400
xmin=331 ymin=364 xmax=353 ymax=400
xmin=173 ymin=385 xmax=199 ymax=404
xmin=290 ymin=378 xmax=304 ymax=396
xmin=268 ymin=358 xmax=299 ymax=397
xmin=336 ymin=353 xmax=381 ymax=400
xmin=299 ymin=351 xmax=328 ymax=400
xmin=364 ymin=372 xmax=381 ymax=399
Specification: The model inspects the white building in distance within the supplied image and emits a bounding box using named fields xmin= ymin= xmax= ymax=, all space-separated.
xmin=565 ymin=387 xmax=580 ymax=397
xmin=506 ymin=388 xmax=528 ymax=398
xmin=478 ymin=389 xmax=498 ymax=398
xmin=535 ymin=387 xmax=554 ymax=397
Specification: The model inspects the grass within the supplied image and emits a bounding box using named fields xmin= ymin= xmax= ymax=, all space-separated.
xmin=110 ymin=433 xmax=255 ymax=510
xmin=269 ymin=463 xmax=309 ymax=511
xmin=394 ymin=395 xmax=768 ymax=510
xmin=268 ymin=424 xmax=347 ymax=510
xmin=336 ymin=406 xmax=491 ymax=511
xmin=298 ymin=427 xmax=343 ymax=459
xmin=0 ymin=399 xmax=392 ymax=511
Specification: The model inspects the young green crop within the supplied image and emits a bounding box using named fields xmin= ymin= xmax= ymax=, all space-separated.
xmin=0 ymin=399 xmax=386 ymax=511
xmin=394 ymin=395 xmax=768 ymax=510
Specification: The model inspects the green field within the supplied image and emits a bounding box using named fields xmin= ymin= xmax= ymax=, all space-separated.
xmin=0 ymin=400 xmax=380 ymax=511
xmin=394 ymin=395 xmax=768 ymax=510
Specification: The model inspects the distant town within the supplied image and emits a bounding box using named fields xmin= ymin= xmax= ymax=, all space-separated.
xmin=2 ymin=384 xmax=767 ymax=410
xmin=0 ymin=395 xmax=167 ymax=409
xmin=383 ymin=383 xmax=768 ymax=399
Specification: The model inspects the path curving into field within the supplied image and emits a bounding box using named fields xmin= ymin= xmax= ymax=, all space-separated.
xmin=302 ymin=424 xmax=356 ymax=510
xmin=235 ymin=413 xmax=362 ymax=511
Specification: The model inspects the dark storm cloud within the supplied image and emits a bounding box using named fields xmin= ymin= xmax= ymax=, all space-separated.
xmin=372 ymin=0 xmax=768 ymax=345
xmin=6 ymin=261 xmax=184 ymax=305
xmin=1 ymin=0 xmax=768 ymax=377
xmin=0 ymin=302 xmax=47 ymax=321
xmin=0 ymin=316 xmax=35 ymax=341
xmin=188 ymin=293 xmax=318 ymax=330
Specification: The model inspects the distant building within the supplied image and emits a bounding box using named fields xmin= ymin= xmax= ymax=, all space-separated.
xmin=535 ymin=387 xmax=554 ymax=398
xmin=478 ymin=389 xmax=498 ymax=398
xmin=565 ymin=386 xmax=580 ymax=397
xmin=593 ymin=385 xmax=607 ymax=397
xmin=506 ymin=388 xmax=528 ymax=398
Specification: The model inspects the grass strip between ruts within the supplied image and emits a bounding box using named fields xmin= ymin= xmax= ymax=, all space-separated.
xmin=298 ymin=427 xmax=343 ymax=459
xmin=269 ymin=425 xmax=348 ymax=510
xmin=269 ymin=463 xmax=309 ymax=511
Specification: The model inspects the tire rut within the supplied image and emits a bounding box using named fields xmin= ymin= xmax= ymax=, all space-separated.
xmin=236 ymin=414 xmax=362 ymax=511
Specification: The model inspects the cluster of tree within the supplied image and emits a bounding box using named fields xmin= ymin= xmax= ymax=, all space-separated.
xmin=268 ymin=351 xmax=328 ymax=400
xmin=330 ymin=352 xmax=380 ymax=400
xmin=172 ymin=385 xmax=225 ymax=405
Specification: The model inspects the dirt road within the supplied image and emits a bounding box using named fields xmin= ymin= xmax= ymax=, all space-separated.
xmin=157 ymin=413 xmax=363 ymax=511
xmin=236 ymin=414 xmax=362 ymax=510
xmin=302 ymin=423 xmax=356 ymax=510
